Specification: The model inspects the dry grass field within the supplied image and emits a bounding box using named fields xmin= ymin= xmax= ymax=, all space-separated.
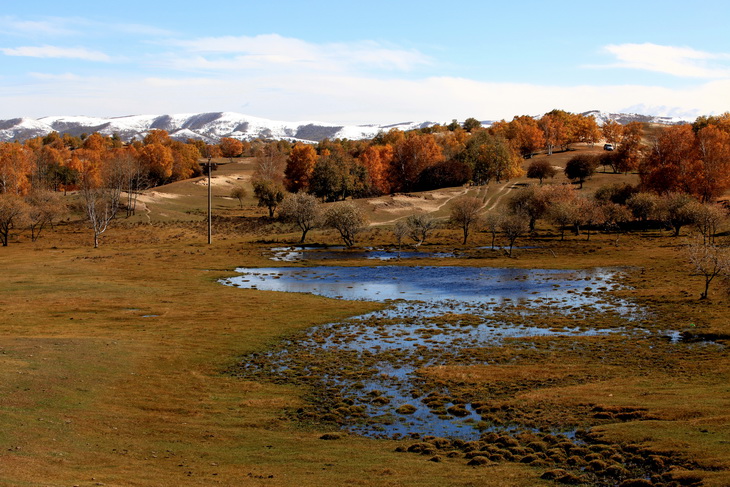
xmin=1 ymin=148 xmax=728 ymax=486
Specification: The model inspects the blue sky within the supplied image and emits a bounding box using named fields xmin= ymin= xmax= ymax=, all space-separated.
xmin=1 ymin=0 xmax=729 ymax=124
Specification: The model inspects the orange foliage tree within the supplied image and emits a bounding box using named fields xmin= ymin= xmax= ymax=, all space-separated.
xmin=640 ymin=124 xmax=709 ymax=199
xmin=284 ymin=143 xmax=318 ymax=192
xmin=390 ymin=133 xmax=444 ymax=192
xmin=0 ymin=142 xmax=32 ymax=194
xmin=358 ymin=145 xmax=393 ymax=195
xmin=695 ymin=125 xmax=730 ymax=202
xmin=219 ymin=137 xmax=244 ymax=162
xmin=138 ymin=143 xmax=174 ymax=183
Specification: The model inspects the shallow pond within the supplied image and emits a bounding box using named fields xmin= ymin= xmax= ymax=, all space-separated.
xmin=224 ymin=265 xmax=641 ymax=439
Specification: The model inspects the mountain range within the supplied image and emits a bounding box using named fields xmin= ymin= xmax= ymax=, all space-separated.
xmin=0 ymin=110 xmax=689 ymax=144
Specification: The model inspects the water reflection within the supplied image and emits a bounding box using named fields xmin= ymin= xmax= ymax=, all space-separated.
xmin=224 ymin=265 xmax=638 ymax=439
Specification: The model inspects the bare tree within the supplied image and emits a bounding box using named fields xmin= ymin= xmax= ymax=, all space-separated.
xmin=26 ymin=190 xmax=66 ymax=241
xmin=278 ymin=192 xmax=321 ymax=243
xmin=449 ymin=196 xmax=483 ymax=245
xmin=406 ymin=213 xmax=437 ymax=247
xmin=0 ymin=193 xmax=29 ymax=246
xmin=500 ymin=212 xmax=529 ymax=257
xmin=693 ymin=203 xmax=726 ymax=245
xmin=483 ymin=212 xmax=503 ymax=250
xmin=230 ymin=185 xmax=247 ymax=208
xmin=392 ymin=220 xmax=409 ymax=256
xmin=117 ymin=152 xmax=150 ymax=217
xmin=323 ymin=201 xmax=367 ymax=248
xmin=79 ymin=158 xmax=124 ymax=248
xmin=253 ymin=143 xmax=287 ymax=182
xmin=686 ymin=236 xmax=730 ymax=299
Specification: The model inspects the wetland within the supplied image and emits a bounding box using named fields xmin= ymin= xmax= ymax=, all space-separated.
xmin=224 ymin=264 xmax=721 ymax=485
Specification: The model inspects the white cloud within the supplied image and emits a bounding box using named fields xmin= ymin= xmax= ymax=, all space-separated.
xmin=29 ymin=72 xmax=83 ymax=81
xmin=3 ymin=69 xmax=728 ymax=125
xmin=163 ymin=34 xmax=431 ymax=73
xmin=0 ymin=15 xmax=78 ymax=37
xmin=1 ymin=45 xmax=111 ymax=62
xmin=597 ymin=43 xmax=730 ymax=78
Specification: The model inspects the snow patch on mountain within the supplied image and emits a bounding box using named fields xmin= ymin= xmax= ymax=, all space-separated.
xmin=0 ymin=111 xmax=689 ymax=143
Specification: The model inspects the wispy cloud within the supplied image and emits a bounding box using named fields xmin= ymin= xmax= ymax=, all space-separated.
xmin=5 ymin=69 xmax=727 ymax=124
xmin=29 ymin=72 xmax=83 ymax=81
xmin=0 ymin=15 xmax=78 ymax=37
xmin=595 ymin=43 xmax=730 ymax=78
xmin=1 ymin=45 xmax=111 ymax=62
xmin=163 ymin=34 xmax=431 ymax=73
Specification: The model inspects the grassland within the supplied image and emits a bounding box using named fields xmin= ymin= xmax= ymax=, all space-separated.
xmin=0 ymin=148 xmax=728 ymax=486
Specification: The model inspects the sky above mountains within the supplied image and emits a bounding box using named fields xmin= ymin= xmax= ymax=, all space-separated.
xmin=1 ymin=0 xmax=729 ymax=124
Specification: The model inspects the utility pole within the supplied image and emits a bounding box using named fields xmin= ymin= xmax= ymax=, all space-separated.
xmin=207 ymin=157 xmax=212 ymax=244
xmin=201 ymin=153 xmax=215 ymax=245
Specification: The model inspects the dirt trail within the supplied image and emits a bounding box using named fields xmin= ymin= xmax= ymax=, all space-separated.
xmin=373 ymin=181 xmax=517 ymax=227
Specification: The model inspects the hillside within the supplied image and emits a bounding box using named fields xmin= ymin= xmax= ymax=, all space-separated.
xmin=0 ymin=110 xmax=688 ymax=144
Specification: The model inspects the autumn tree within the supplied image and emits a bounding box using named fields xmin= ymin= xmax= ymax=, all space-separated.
xmin=323 ymin=201 xmax=367 ymax=247
xmin=564 ymin=154 xmax=598 ymax=189
xmin=219 ymin=137 xmax=244 ymax=162
xmin=494 ymin=116 xmax=545 ymax=158
xmin=309 ymin=153 xmax=368 ymax=202
xmin=278 ymin=192 xmax=321 ymax=243
xmin=170 ymin=141 xmax=202 ymax=181
xmin=284 ymin=143 xmax=318 ymax=192
xmin=358 ymin=145 xmax=393 ymax=195
xmin=460 ymin=131 xmax=522 ymax=185
xmin=612 ymin=121 xmax=644 ymax=174
xmin=0 ymin=142 xmax=32 ymax=194
xmin=640 ymin=124 xmax=703 ymax=197
xmin=252 ymin=179 xmax=285 ymax=218
xmin=390 ymin=133 xmax=444 ymax=192
xmin=695 ymin=125 xmax=730 ymax=202
xmin=0 ymin=193 xmax=29 ymax=246
xmin=574 ymin=114 xmax=601 ymax=146
xmin=449 ymin=196 xmax=483 ymax=244
xmin=138 ymin=143 xmax=174 ymax=184
xmin=33 ymin=144 xmax=70 ymax=191
xmin=526 ymin=159 xmax=557 ymax=184
xmin=602 ymin=120 xmax=623 ymax=147
xmin=416 ymin=160 xmax=472 ymax=191
xmin=539 ymin=112 xmax=567 ymax=155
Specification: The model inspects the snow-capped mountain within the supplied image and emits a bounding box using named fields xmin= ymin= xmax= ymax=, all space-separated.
xmin=580 ymin=110 xmax=689 ymax=126
xmin=0 ymin=110 xmax=686 ymax=144
xmin=0 ymin=112 xmax=440 ymax=144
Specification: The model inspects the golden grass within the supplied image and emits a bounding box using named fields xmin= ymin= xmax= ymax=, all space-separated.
xmin=0 ymin=224 xmax=557 ymax=486
xmin=1 ymin=150 xmax=728 ymax=485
